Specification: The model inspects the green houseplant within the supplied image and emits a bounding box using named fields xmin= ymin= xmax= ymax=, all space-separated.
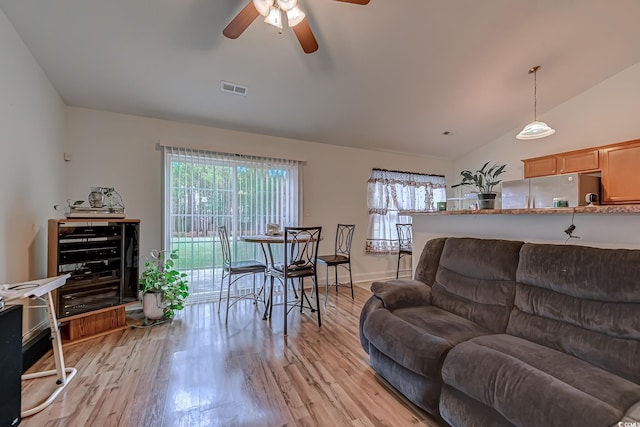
xmin=451 ymin=162 xmax=506 ymax=209
xmin=139 ymin=249 xmax=189 ymax=319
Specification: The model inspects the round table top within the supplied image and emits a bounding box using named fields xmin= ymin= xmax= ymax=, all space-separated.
xmin=241 ymin=234 xmax=322 ymax=243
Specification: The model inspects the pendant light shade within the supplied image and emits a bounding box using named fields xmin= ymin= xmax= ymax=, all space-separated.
xmin=264 ymin=6 xmax=283 ymax=29
xmin=516 ymin=65 xmax=555 ymax=140
xmin=253 ymin=0 xmax=275 ymax=17
xmin=516 ymin=120 xmax=556 ymax=140
xmin=276 ymin=0 xmax=298 ymax=12
xmin=286 ymin=6 xmax=305 ymax=27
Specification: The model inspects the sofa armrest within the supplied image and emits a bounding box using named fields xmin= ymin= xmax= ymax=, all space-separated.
xmin=370 ymin=279 xmax=432 ymax=310
xmin=616 ymin=401 xmax=640 ymax=426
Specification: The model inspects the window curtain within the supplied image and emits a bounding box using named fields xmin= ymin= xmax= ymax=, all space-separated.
xmin=365 ymin=168 xmax=446 ymax=254
xmin=162 ymin=146 xmax=301 ymax=304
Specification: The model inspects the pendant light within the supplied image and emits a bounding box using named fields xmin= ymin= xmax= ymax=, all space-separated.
xmin=516 ymin=65 xmax=555 ymax=140
xmin=264 ymin=6 xmax=283 ymax=29
xmin=253 ymin=0 xmax=275 ymax=17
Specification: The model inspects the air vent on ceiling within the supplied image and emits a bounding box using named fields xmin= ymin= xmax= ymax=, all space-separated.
xmin=220 ymin=81 xmax=248 ymax=96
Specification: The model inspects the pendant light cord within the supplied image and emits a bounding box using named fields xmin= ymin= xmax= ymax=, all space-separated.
xmin=533 ymin=67 xmax=537 ymax=121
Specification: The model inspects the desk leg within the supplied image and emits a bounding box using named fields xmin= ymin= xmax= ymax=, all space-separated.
xmin=21 ymin=291 xmax=77 ymax=418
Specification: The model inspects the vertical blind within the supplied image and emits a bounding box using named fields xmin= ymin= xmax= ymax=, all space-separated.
xmin=163 ymin=146 xmax=301 ymax=304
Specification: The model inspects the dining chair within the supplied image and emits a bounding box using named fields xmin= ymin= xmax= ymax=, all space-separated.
xmin=267 ymin=226 xmax=322 ymax=336
xmin=317 ymin=224 xmax=355 ymax=302
xmin=396 ymin=223 xmax=413 ymax=279
xmin=217 ymin=226 xmax=267 ymax=324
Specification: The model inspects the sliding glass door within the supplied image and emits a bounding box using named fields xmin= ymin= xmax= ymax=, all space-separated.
xmin=163 ymin=146 xmax=300 ymax=304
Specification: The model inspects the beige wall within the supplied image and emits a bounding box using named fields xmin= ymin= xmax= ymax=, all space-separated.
xmin=64 ymin=107 xmax=451 ymax=282
xmin=0 ymin=9 xmax=66 ymax=338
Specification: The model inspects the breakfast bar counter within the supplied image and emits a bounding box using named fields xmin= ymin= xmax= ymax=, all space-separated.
xmin=409 ymin=204 xmax=640 ymax=277
xmin=410 ymin=204 xmax=640 ymax=216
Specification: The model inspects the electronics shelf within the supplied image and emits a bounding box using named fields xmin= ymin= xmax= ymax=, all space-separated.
xmin=48 ymin=218 xmax=140 ymax=342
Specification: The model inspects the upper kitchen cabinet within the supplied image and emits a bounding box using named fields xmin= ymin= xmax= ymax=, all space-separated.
xmin=558 ymin=148 xmax=599 ymax=174
xmin=523 ymin=155 xmax=557 ymax=178
xmin=600 ymin=139 xmax=640 ymax=204
xmin=523 ymin=148 xmax=599 ymax=178
xmin=522 ymin=139 xmax=640 ymax=205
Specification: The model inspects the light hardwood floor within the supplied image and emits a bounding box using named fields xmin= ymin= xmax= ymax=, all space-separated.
xmin=21 ymin=282 xmax=442 ymax=427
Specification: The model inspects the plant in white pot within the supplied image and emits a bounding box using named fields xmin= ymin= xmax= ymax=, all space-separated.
xmin=139 ymin=249 xmax=189 ymax=320
xmin=451 ymin=162 xmax=506 ymax=209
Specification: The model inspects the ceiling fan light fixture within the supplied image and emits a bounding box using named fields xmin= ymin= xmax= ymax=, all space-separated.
xmin=516 ymin=65 xmax=555 ymax=140
xmin=286 ymin=6 xmax=306 ymax=27
xmin=264 ymin=6 xmax=283 ymax=29
xmin=253 ymin=0 xmax=274 ymax=17
xmin=276 ymin=0 xmax=298 ymax=12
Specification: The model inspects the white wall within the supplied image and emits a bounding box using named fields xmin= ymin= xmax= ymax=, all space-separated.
xmin=0 ymin=9 xmax=66 ymax=338
xmin=63 ymin=107 xmax=451 ymax=282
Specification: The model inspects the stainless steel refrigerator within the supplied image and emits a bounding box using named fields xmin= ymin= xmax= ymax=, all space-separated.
xmin=502 ymin=173 xmax=601 ymax=209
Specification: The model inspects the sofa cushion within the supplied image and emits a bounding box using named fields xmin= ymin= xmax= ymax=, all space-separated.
xmin=362 ymin=305 xmax=490 ymax=380
xmin=413 ymin=236 xmax=447 ymax=285
xmin=441 ymin=334 xmax=640 ymax=427
xmin=440 ymin=385 xmax=515 ymax=427
xmin=510 ymin=243 xmax=640 ymax=383
xmin=432 ymin=238 xmax=523 ymax=333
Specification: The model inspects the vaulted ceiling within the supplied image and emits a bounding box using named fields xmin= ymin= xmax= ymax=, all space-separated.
xmin=2 ymin=0 xmax=640 ymax=158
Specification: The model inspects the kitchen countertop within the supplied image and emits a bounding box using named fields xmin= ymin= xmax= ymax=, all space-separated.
xmin=410 ymin=204 xmax=640 ymax=216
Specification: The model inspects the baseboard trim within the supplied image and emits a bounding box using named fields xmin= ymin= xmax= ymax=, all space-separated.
xmin=22 ymin=328 xmax=52 ymax=373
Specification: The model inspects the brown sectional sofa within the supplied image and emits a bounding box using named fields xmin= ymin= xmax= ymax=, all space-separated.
xmin=359 ymin=237 xmax=640 ymax=427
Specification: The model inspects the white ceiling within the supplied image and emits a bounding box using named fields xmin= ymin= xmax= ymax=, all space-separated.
xmin=2 ymin=0 xmax=640 ymax=159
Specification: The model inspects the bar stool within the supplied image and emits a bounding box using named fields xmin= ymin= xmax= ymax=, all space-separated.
xmin=317 ymin=224 xmax=355 ymax=302
xmin=396 ymin=223 xmax=413 ymax=279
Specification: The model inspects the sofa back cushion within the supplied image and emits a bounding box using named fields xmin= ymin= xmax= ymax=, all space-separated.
xmin=509 ymin=243 xmax=640 ymax=383
xmin=414 ymin=237 xmax=447 ymax=285
xmin=432 ymin=238 xmax=524 ymax=333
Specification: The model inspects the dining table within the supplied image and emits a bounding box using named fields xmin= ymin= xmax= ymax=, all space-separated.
xmin=241 ymin=232 xmax=322 ymax=332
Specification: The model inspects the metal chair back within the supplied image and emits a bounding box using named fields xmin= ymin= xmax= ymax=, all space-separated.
xmin=283 ymin=226 xmax=322 ymax=275
xmin=218 ymin=226 xmax=232 ymax=271
xmin=334 ymin=224 xmax=355 ymax=258
xmin=396 ymin=223 xmax=413 ymax=251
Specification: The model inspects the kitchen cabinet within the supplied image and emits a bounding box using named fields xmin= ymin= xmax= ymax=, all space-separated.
xmin=557 ymin=148 xmax=599 ymax=174
xmin=523 ymin=156 xmax=557 ymax=178
xmin=522 ymin=139 xmax=640 ymax=205
xmin=600 ymin=140 xmax=640 ymax=204
xmin=523 ymin=148 xmax=598 ymax=178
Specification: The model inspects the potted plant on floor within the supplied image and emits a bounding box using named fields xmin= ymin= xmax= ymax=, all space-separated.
xmin=139 ymin=249 xmax=189 ymax=320
xmin=451 ymin=162 xmax=506 ymax=209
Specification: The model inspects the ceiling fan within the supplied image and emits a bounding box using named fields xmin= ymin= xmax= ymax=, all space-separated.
xmin=223 ymin=0 xmax=370 ymax=54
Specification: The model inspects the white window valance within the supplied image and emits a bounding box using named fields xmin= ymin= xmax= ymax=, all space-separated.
xmin=367 ymin=168 xmax=446 ymax=214
xmin=366 ymin=168 xmax=446 ymax=255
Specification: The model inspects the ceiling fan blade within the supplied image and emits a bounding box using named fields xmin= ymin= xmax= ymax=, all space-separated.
xmin=223 ymin=2 xmax=260 ymax=39
xmin=334 ymin=0 xmax=370 ymax=4
xmin=292 ymin=18 xmax=319 ymax=54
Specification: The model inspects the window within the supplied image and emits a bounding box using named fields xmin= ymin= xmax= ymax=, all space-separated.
xmin=365 ymin=168 xmax=446 ymax=254
xmin=163 ymin=146 xmax=301 ymax=303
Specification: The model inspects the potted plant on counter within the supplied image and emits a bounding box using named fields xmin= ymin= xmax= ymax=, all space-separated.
xmin=451 ymin=162 xmax=506 ymax=209
xmin=139 ymin=249 xmax=189 ymax=320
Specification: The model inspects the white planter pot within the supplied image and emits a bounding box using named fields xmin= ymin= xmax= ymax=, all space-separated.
xmin=143 ymin=292 xmax=165 ymax=320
